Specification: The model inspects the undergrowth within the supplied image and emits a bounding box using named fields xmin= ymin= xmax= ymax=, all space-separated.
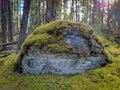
xmin=0 ymin=35 xmax=120 ymax=90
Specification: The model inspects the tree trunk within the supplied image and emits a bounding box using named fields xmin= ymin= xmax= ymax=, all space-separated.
xmin=17 ymin=0 xmax=19 ymax=31
xmin=63 ymin=0 xmax=67 ymax=20
xmin=92 ymin=0 xmax=101 ymax=25
xmin=70 ymin=0 xmax=74 ymax=21
xmin=107 ymin=0 xmax=110 ymax=31
xmin=38 ymin=1 xmax=41 ymax=25
xmin=46 ymin=0 xmax=56 ymax=23
xmin=75 ymin=0 xmax=78 ymax=22
xmin=17 ymin=0 xmax=31 ymax=51
xmin=101 ymin=0 xmax=104 ymax=30
xmin=92 ymin=0 xmax=97 ymax=25
xmin=7 ymin=0 xmax=14 ymax=42
xmin=28 ymin=0 xmax=42 ymax=33
xmin=1 ymin=0 xmax=7 ymax=50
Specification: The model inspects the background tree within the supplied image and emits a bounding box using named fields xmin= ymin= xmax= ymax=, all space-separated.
xmin=17 ymin=0 xmax=31 ymax=51
xmin=7 ymin=0 xmax=14 ymax=42
xmin=1 ymin=0 xmax=7 ymax=50
xmin=46 ymin=0 xmax=59 ymax=23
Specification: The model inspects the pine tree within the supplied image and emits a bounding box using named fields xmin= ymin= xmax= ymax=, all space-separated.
xmin=17 ymin=0 xmax=31 ymax=51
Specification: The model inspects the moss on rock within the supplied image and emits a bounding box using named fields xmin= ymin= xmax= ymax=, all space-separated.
xmin=21 ymin=20 xmax=101 ymax=55
xmin=18 ymin=20 xmax=112 ymax=75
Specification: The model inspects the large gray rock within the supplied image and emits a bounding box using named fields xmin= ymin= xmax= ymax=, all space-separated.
xmin=22 ymin=51 xmax=108 ymax=75
xmin=19 ymin=20 xmax=111 ymax=75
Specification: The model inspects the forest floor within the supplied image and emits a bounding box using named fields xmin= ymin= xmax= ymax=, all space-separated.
xmin=0 ymin=35 xmax=120 ymax=90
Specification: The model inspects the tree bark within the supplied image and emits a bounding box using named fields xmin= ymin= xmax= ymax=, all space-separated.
xmin=1 ymin=0 xmax=7 ymax=50
xmin=63 ymin=0 xmax=67 ymax=20
xmin=70 ymin=0 xmax=74 ymax=21
xmin=107 ymin=0 xmax=110 ymax=32
xmin=17 ymin=0 xmax=19 ymax=31
xmin=28 ymin=0 xmax=42 ymax=33
xmin=75 ymin=0 xmax=78 ymax=22
xmin=92 ymin=0 xmax=101 ymax=25
xmin=46 ymin=0 xmax=57 ymax=23
xmin=92 ymin=0 xmax=97 ymax=24
xmin=7 ymin=0 xmax=14 ymax=42
xmin=101 ymin=0 xmax=104 ymax=30
xmin=17 ymin=0 xmax=31 ymax=51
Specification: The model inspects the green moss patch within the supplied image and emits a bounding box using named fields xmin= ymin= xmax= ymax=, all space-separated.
xmin=47 ymin=41 xmax=73 ymax=53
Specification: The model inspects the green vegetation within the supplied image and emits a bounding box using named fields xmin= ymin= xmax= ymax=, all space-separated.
xmin=21 ymin=20 xmax=98 ymax=55
xmin=47 ymin=41 xmax=73 ymax=53
xmin=0 ymin=35 xmax=120 ymax=90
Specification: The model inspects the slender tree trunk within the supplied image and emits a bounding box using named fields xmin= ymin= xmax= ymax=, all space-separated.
xmin=1 ymin=0 xmax=7 ymax=50
xmin=38 ymin=1 xmax=41 ymax=25
xmin=101 ymin=0 xmax=104 ymax=30
xmin=43 ymin=0 xmax=46 ymax=24
xmin=63 ymin=0 xmax=67 ymax=20
xmin=56 ymin=0 xmax=62 ymax=20
xmin=17 ymin=0 xmax=19 ymax=32
xmin=28 ymin=0 xmax=42 ymax=33
xmin=75 ymin=0 xmax=78 ymax=22
xmin=98 ymin=0 xmax=101 ymax=24
xmin=107 ymin=0 xmax=111 ymax=36
xmin=107 ymin=0 xmax=110 ymax=26
xmin=7 ymin=0 xmax=14 ymax=41
xmin=92 ymin=0 xmax=97 ymax=25
xmin=70 ymin=0 xmax=74 ymax=21
xmin=89 ymin=0 xmax=92 ymax=24
xmin=17 ymin=0 xmax=31 ymax=51
xmin=46 ymin=0 xmax=56 ymax=23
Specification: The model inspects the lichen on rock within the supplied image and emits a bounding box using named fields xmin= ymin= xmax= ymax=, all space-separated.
xmin=18 ymin=20 xmax=111 ymax=75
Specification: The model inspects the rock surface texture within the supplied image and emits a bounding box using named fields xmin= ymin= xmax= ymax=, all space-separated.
xmin=19 ymin=20 xmax=111 ymax=75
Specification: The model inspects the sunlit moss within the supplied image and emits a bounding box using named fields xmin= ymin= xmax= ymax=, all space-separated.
xmin=22 ymin=33 xmax=52 ymax=54
xmin=47 ymin=41 xmax=73 ymax=53
xmin=21 ymin=20 xmax=96 ymax=55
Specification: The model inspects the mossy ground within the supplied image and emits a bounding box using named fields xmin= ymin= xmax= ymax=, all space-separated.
xmin=0 ymin=35 xmax=120 ymax=90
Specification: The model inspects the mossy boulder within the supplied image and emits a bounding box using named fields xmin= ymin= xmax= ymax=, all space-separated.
xmin=19 ymin=20 xmax=111 ymax=75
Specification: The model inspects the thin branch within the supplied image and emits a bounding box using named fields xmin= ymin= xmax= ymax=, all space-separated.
xmin=0 ymin=40 xmax=18 ymax=46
